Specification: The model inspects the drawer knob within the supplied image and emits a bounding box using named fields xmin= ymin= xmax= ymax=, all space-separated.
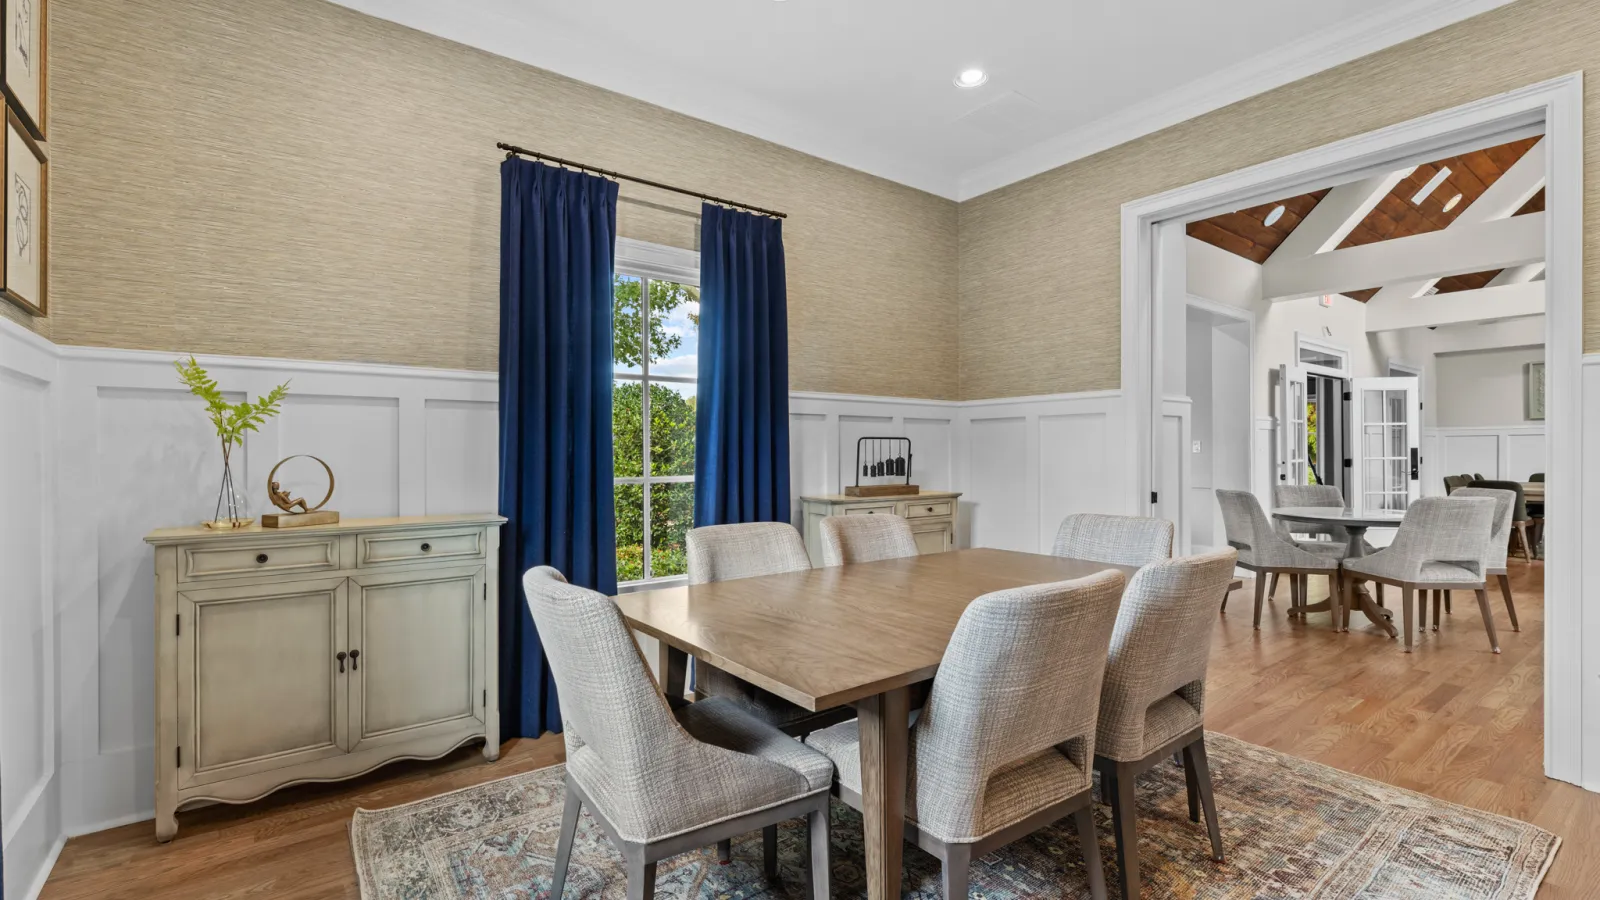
xmin=255 ymin=553 xmax=269 ymax=564
xmin=927 ymin=506 xmax=935 ymax=512
xmin=420 ymin=542 xmax=432 ymax=552
xmin=336 ymin=651 xmax=347 ymax=674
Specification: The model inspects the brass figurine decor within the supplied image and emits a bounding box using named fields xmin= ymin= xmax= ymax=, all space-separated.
xmin=173 ymin=356 xmax=289 ymax=529
xmin=263 ymin=454 xmax=339 ymax=528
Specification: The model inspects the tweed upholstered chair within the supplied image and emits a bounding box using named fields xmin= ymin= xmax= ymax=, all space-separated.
xmin=1468 ymin=479 xmax=1535 ymax=562
xmin=1268 ymin=484 xmax=1365 ymax=603
xmin=1093 ymin=549 xmax=1239 ymax=900
xmin=1216 ymin=489 xmax=1343 ymax=628
xmin=1051 ymin=513 xmax=1173 ymax=567
xmin=1339 ymin=497 xmax=1497 ymax=652
xmin=523 ymin=567 xmax=834 ymax=900
xmin=819 ymin=513 xmax=919 ymax=566
xmin=806 ymin=570 xmax=1127 ymax=900
xmin=1429 ymin=487 xmax=1519 ymax=639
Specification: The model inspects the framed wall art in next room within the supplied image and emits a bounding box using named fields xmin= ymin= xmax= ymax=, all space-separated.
xmin=3 ymin=105 xmax=45 ymax=315
xmin=3 ymin=0 xmax=44 ymax=139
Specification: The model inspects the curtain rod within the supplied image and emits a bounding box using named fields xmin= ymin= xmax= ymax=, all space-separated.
xmin=497 ymin=143 xmax=787 ymax=219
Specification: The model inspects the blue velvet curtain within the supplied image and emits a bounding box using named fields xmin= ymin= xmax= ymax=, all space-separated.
xmin=694 ymin=204 xmax=791 ymax=526
xmin=498 ymin=158 xmax=619 ymax=738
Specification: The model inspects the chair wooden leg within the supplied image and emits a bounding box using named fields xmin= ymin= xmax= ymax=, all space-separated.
xmin=1268 ymin=572 xmax=1279 ymax=602
xmin=1253 ymin=574 xmax=1267 ymax=630
xmin=1184 ymin=738 xmax=1225 ymax=862
xmin=1499 ymin=573 xmax=1520 ymax=631
xmin=1418 ymin=589 xmax=1428 ymax=632
xmin=717 ymin=839 xmax=731 ymax=863
xmin=1183 ymin=751 xmax=1200 ymax=823
xmin=764 ymin=824 xmax=779 ymax=879
xmin=1289 ymin=574 xmax=1300 ymax=614
xmin=1475 ymin=588 xmax=1501 ymax=654
xmin=1074 ymin=805 xmax=1109 ymax=900
xmin=1431 ymin=590 xmax=1441 ymax=632
xmin=942 ymin=843 xmax=971 ymax=900
xmin=1107 ymin=765 xmax=1141 ymax=900
xmin=1402 ymin=587 xmax=1414 ymax=652
xmin=551 ymin=780 xmax=583 ymax=900
xmin=625 ymin=856 xmax=658 ymax=900
xmin=1515 ymin=522 xmax=1533 ymax=563
xmin=807 ymin=804 xmax=831 ymax=900
xmin=1219 ymin=587 xmax=1228 ymax=613
xmin=1445 ymin=589 xmax=1453 ymax=614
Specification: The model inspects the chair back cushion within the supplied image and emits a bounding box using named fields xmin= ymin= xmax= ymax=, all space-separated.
xmin=1272 ymin=484 xmax=1346 ymax=539
xmin=909 ymin=569 xmax=1125 ymax=842
xmin=1345 ymin=496 xmax=1497 ymax=584
xmin=1096 ymin=550 xmax=1239 ymax=761
xmin=1468 ymin=479 xmax=1528 ymax=521
xmin=1216 ymin=489 xmax=1337 ymax=571
xmin=686 ymin=522 xmax=811 ymax=584
xmin=1450 ymin=487 xmax=1515 ymax=569
xmin=819 ymin=514 xmax=919 ymax=566
xmin=1051 ymin=513 xmax=1173 ymax=567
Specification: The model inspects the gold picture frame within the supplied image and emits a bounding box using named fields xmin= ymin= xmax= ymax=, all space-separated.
xmin=1 ymin=0 xmax=44 ymax=140
xmin=2 ymin=105 xmax=46 ymax=315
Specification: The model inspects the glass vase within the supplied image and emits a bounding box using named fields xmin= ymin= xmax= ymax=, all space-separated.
xmin=207 ymin=448 xmax=253 ymax=529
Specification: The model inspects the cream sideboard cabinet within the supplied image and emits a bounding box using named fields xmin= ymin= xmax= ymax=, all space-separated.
xmin=798 ymin=491 xmax=962 ymax=567
xmin=144 ymin=514 xmax=505 ymax=841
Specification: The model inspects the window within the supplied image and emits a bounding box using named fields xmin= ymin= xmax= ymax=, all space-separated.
xmin=613 ymin=266 xmax=700 ymax=586
xmin=1294 ymin=332 xmax=1351 ymax=377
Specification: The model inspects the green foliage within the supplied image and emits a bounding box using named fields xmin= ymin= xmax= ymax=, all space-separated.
xmin=613 ymin=381 xmax=696 ymax=582
xmin=173 ymin=357 xmax=290 ymax=453
xmin=613 ymin=277 xmax=699 ymax=369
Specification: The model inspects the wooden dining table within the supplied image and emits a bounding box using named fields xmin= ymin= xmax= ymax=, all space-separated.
xmin=615 ymin=547 xmax=1141 ymax=900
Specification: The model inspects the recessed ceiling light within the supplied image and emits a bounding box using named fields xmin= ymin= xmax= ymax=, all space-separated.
xmin=1411 ymin=166 xmax=1452 ymax=205
xmin=1263 ymin=204 xmax=1286 ymax=227
xmin=954 ymin=68 xmax=987 ymax=88
xmin=1442 ymin=192 xmax=1463 ymax=212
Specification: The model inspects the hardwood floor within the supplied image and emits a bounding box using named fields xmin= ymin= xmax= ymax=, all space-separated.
xmin=41 ymin=561 xmax=1596 ymax=898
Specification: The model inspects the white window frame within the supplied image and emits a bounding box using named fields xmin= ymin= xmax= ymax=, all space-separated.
xmin=1294 ymin=332 xmax=1352 ymax=380
xmin=614 ymin=238 xmax=700 ymax=592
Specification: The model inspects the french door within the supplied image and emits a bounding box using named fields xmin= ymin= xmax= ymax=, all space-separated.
xmin=1277 ymin=365 xmax=1310 ymax=487
xmin=1345 ymin=377 xmax=1422 ymax=515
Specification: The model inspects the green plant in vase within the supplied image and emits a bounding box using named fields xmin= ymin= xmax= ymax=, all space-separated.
xmin=174 ymin=357 xmax=290 ymax=528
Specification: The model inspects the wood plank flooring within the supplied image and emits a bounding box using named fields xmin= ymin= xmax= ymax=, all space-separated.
xmin=41 ymin=561 xmax=1597 ymax=898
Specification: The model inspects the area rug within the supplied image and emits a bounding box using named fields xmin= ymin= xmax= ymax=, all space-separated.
xmin=350 ymin=732 xmax=1558 ymax=899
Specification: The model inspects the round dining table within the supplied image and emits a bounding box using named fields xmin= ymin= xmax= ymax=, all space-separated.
xmin=1271 ymin=506 xmax=1406 ymax=635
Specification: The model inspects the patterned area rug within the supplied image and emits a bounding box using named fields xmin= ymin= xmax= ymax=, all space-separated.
xmin=350 ymin=733 xmax=1557 ymax=899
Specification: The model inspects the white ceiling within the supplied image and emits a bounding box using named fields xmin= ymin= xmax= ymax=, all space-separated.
xmin=331 ymin=0 xmax=1514 ymax=200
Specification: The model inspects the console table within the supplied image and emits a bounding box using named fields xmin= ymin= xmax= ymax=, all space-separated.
xmin=798 ymin=491 xmax=962 ymax=567
xmin=144 ymin=513 xmax=505 ymax=841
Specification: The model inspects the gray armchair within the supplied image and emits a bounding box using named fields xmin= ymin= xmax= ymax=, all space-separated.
xmin=1468 ymin=479 xmax=1535 ymax=562
xmin=1051 ymin=513 xmax=1174 ymax=567
xmin=1094 ymin=549 xmax=1240 ymax=900
xmin=1216 ymin=489 xmax=1343 ymax=629
xmin=1339 ymin=497 xmax=1497 ymax=652
xmin=1440 ymin=487 xmax=1519 ymax=639
xmin=806 ymin=570 xmax=1127 ymax=900
xmin=523 ymin=566 xmax=835 ymax=900
xmin=818 ymin=513 xmax=919 ymax=566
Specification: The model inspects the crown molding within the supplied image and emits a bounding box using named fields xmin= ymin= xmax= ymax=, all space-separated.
xmin=955 ymin=0 xmax=1518 ymax=201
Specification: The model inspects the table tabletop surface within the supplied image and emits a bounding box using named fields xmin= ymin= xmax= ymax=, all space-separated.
xmin=1272 ymin=506 xmax=1407 ymax=528
xmin=615 ymin=548 xmax=1139 ymax=712
xmin=1522 ymin=482 xmax=1545 ymax=500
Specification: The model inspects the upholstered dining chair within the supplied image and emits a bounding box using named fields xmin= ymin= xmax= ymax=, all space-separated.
xmin=1338 ymin=496 xmax=1497 ymax=652
xmin=1444 ymin=474 xmax=1471 ymax=495
xmin=806 ymin=570 xmax=1127 ymax=900
xmin=1268 ymin=484 xmax=1365 ymax=603
xmin=1215 ymin=489 xmax=1343 ymax=628
xmin=818 ymin=513 xmax=919 ymax=566
xmin=523 ymin=567 xmax=835 ymax=900
xmin=1093 ymin=549 xmax=1240 ymax=900
xmin=1051 ymin=513 xmax=1174 ymax=567
xmin=1433 ymin=487 xmax=1519 ymax=638
xmin=1468 ymin=479 xmax=1535 ymax=562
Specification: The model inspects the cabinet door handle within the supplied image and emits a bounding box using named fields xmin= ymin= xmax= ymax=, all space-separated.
xmin=420 ymin=542 xmax=431 ymax=552
xmin=349 ymin=649 xmax=361 ymax=671
xmin=256 ymin=553 xmax=269 ymax=564
xmin=336 ymin=651 xmax=347 ymax=674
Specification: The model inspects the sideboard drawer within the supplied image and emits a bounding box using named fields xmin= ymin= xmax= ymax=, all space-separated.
xmin=358 ymin=528 xmax=485 ymax=568
xmin=844 ymin=504 xmax=898 ymax=517
xmin=904 ymin=500 xmax=953 ymax=519
xmin=181 ymin=538 xmax=339 ymax=583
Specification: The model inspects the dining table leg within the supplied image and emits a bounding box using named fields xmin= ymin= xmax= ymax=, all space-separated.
xmin=1340 ymin=526 xmax=1398 ymax=638
xmin=654 ymin=642 xmax=690 ymax=709
xmin=856 ymin=686 xmax=911 ymax=900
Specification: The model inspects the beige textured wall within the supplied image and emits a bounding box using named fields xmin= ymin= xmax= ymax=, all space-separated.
xmin=958 ymin=0 xmax=1600 ymax=399
xmin=41 ymin=0 xmax=959 ymax=398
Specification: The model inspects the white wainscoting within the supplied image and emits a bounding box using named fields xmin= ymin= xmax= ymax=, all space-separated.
xmin=1425 ymin=425 xmax=1547 ymax=494
xmin=0 ymin=322 xmax=61 ymax=900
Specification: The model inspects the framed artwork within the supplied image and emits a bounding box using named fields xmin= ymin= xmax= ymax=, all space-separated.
xmin=2 ymin=105 xmax=45 ymax=315
xmin=2 ymin=0 xmax=44 ymax=139
xmin=1526 ymin=361 xmax=1546 ymax=421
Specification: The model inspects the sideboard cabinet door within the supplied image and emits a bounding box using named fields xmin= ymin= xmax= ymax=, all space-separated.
xmin=347 ymin=565 xmax=486 ymax=755
xmin=176 ymin=576 xmax=350 ymax=789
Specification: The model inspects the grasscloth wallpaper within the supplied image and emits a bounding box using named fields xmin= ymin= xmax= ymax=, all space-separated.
xmin=42 ymin=0 xmax=959 ymax=398
xmin=959 ymin=0 xmax=1600 ymax=399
